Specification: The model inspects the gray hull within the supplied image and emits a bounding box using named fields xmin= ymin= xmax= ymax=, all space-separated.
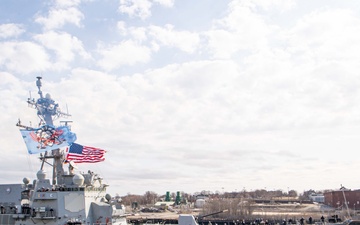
xmin=0 ymin=171 xmax=127 ymax=225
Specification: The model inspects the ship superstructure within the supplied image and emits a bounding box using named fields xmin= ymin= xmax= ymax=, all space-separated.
xmin=0 ymin=77 xmax=126 ymax=225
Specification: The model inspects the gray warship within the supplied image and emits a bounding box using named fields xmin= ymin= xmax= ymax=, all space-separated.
xmin=0 ymin=77 xmax=127 ymax=225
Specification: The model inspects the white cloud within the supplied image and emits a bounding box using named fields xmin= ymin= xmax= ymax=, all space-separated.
xmin=154 ymin=0 xmax=174 ymax=7
xmin=206 ymin=1 xmax=275 ymax=59
xmin=0 ymin=42 xmax=50 ymax=74
xmin=117 ymin=21 xmax=148 ymax=42
xmin=118 ymin=0 xmax=153 ymax=20
xmin=0 ymin=24 xmax=25 ymax=39
xmin=34 ymin=31 xmax=91 ymax=70
xmin=117 ymin=21 xmax=128 ymax=35
xmin=54 ymin=57 xmax=360 ymax=194
xmin=129 ymin=27 xmax=148 ymax=42
xmin=115 ymin=22 xmax=200 ymax=55
xmin=55 ymin=0 xmax=81 ymax=8
xmin=118 ymin=0 xmax=174 ymax=20
xmin=116 ymin=21 xmax=200 ymax=55
xmin=3 ymin=0 xmax=360 ymax=195
xmin=35 ymin=5 xmax=84 ymax=30
xmin=286 ymin=8 xmax=360 ymax=64
xmin=0 ymin=73 xmax=42 ymax=179
xmin=148 ymin=24 xmax=200 ymax=53
xmin=97 ymin=40 xmax=151 ymax=70
xmin=249 ymin=0 xmax=296 ymax=12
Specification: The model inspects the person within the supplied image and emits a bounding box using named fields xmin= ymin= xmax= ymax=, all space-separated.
xmin=321 ymin=216 xmax=325 ymax=223
xmin=300 ymin=217 xmax=304 ymax=225
xmin=309 ymin=217 xmax=313 ymax=224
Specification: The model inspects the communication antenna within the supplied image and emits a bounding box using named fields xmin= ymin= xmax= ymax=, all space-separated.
xmin=24 ymin=76 xmax=71 ymax=125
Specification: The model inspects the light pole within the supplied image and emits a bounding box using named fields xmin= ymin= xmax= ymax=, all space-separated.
xmin=287 ymin=187 xmax=290 ymax=202
xmin=354 ymin=203 xmax=356 ymax=216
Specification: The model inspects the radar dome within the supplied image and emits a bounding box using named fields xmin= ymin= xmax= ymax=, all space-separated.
xmin=23 ymin=177 xmax=30 ymax=185
xmin=105 ymin=194 xmax=112 ymax=202
xmin=73 ymin=174 xmax=84 ymax=186
xmin=45 ymin=93 xmax=51 ymax=99
xmin=37 ymin=170 xmax=46 ymax=180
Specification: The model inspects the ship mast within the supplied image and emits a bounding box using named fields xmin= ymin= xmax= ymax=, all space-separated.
xmin=27 ymin=77 xmax=71 ymax=185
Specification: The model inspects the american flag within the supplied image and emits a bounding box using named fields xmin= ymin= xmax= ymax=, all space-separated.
xmin=66 ymin=143 xmax=106 ymax=163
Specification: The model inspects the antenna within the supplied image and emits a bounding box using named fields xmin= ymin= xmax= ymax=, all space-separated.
xmin=36 ymin=76 xmax=43 ymax=98
xmin=23 ymin=76 xmax=72 ymax=125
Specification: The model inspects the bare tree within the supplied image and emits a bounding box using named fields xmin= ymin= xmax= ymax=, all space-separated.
xmin=201 ymin=198 xmax=255 ymax=219
xmin=143 ymin=191 xmax=158 ymax=205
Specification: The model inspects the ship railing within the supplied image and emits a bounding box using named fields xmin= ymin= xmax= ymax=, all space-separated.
xmin=32 ymin=207 xmax=56 ymax=219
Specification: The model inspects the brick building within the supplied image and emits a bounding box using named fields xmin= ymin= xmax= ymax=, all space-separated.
xmin=324 ymin=189 xmax=360 ymax=210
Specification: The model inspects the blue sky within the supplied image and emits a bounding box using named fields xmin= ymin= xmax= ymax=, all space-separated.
xmin=1 ymin=0 xmax=360 ymax=196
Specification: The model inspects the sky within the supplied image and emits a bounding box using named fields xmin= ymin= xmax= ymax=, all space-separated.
xmin=1 ymin=0 xmax=360 ymax=197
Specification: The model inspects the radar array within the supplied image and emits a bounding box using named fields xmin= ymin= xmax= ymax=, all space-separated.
xmin=26 ymin=77 xmax=70 ymax=126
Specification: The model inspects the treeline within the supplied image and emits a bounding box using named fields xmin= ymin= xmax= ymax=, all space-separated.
xmin=119 ymin=189 xmax=324 ymax=206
